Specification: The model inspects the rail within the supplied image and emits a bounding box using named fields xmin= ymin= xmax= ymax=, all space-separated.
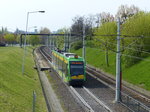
xmin=39 ymin=46 xmax=150 ymax=112
xmin=121 ymin=92 xmax=150 ymax=112
xmin=86 ymin=65 xmax=150 ymax=112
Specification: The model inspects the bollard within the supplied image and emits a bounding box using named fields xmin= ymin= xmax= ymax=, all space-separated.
xmin=33 ymin=90 xmax=36 ymax=112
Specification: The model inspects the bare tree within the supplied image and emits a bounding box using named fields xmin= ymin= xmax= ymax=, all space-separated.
xmin=40 ymin=27 xmax=51 ymax=34
xmin=39 ymin=27 xmax=51 ymax=45
xmin=99 ymin=12 xmax=114 ymax=24
xmin=116 ymin=5 xmax=140 ymax=23
xmin=71 ymin=15 xmax=96 ymax=40
xmin=71 ymin=16 xmax=84 ymax=36
xmin=95 ymin=13 xmax=101 ymax=28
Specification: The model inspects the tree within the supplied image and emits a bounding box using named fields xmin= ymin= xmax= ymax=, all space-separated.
xmin=99 ymin=12 xmax=114 ymax=24
xmin=94 ymin=22 xmax=117 ymax=66
xmin=122 ymin=12 xmax=150 ymax=67
xmin=4 ymin=34 xmax=16 ymax=45
xmin=40 ymin=27 xmax=51 ymax=34
xmin=85 ymin=14 xmax=97 ymax=40
xmin=71 ymin=15 xmax=96 ymax=40
xmin=71 ymin=16 xmax=84 ymax=36
xmin=116 ymin=5 xmax=140 ymax=23
xmin=39 ymin=27 xmax=51 ymax=45
xmin=0 ymin=27 xmax=9 ymax=44
xmin=30 ymin=35 xmax=40 ymax=46
xmin=56 ymin=27 xmax=70 ymax=50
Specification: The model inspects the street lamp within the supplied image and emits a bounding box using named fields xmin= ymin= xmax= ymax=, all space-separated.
xmin=22 ymin=10 xmax=45 ymax=75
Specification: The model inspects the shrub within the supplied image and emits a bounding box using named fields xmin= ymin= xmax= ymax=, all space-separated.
xmin=71 ymin=41 xmax=82 ymax=50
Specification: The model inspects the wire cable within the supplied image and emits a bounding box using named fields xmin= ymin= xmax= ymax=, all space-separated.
xmin=121 ymin=53 xmax=150 ymax=62
xmin=94 ymin=37 xmax=150 ymax=55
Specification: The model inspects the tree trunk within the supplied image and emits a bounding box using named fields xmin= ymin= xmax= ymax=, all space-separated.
xmin=105 ymin=48 xmax=109 ymax=67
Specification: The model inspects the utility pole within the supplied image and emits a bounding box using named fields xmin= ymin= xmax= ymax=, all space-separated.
xmin=64 ymin=32 xmax=66 ymax=52
xmin=67 ymin=33 xmax=69 ymax=52
xmin=115 ymin=17 xmax=121 ymax=102
xmin=69 ymin=31 xmax=71 ymax=52
xmin=53 ymin=36 xmax=55 ymax=50
xmin=82 ymin=23 xmax=86 ymax=61
xmin=49 ymin=35 xmax=51 ymax=49
xmin=52 ymin=36 xmax=54 ymax=50
xmin=47 ymin=36 xmax=49 ymax=47
xmin=47 ymin=36 xmax=50 ymax=48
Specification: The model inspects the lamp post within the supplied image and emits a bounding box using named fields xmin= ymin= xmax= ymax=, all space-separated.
xmin=22 ymin=11 xmax=45 ymax=75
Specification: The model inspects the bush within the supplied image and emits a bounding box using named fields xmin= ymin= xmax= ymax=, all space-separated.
xmin=71 ymin=41 xmax=82 ymax=50
xmin=122 ymin=12 xmax=150 ymax=67
xmin=86 ymin=40 xmax=96 ymax=48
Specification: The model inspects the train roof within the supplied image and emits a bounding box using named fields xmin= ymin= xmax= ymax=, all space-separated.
xmin=52 ymin=50 xmax=84 ymax=61
xmin=62 ymin=52 xmax=76 ymax=58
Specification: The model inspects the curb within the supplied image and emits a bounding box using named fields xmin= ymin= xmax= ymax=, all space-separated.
xmin=33 ymin=48 xmax=64 ymax=112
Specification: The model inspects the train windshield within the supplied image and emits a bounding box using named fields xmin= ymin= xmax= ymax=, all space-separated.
xmin=70 ymin=61 xmax=84 ymax=76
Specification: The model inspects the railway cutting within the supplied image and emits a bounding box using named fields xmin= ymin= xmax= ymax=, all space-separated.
xmin=36 ymin=46 xmax=150 ymax=112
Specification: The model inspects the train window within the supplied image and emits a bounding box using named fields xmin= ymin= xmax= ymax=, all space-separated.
xmin=56 ymin=55 xmax=58 ymax=68
xmin=54 ymin=55 xmax=56 ymax=65
xmin=62 ymin=61 xmax=68 ymax=76
xmin=65 ymin=54 xmax=75 ymax=57
xmin=58 ymin=57 xmax=60 ymax=70
xmin=52 ymin=54 xmax=54 ymax=64
xmin=59 ymin=59 xmax=63 ymax=71
xmin=70 ymin=61 xmax=84 ymax=76
xmin=65 ymin=64 xmax=68 ymax=76
xmin=54 ymin=55 xmax=56 ymax=66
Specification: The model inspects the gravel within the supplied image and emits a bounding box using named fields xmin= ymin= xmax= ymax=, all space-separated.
xmin=84 ymin=74 xmax=131 ymax=112
xmin=48 ymin=68 xmax=85 ymax=112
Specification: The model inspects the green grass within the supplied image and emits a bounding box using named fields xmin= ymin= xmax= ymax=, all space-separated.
xmin=0 ymin=46 xmax=47 ymax=112
xmin=122 ymin=56 xmax=150 ymax=90
xmin=72 ymin=47 xmax=150 ymax=91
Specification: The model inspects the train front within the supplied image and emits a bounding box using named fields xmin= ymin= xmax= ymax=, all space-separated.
xmin=69 ymin=55 xmax=86 ymax=86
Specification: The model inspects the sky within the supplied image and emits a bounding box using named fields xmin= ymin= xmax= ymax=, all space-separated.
xmin=0 ymin=0 xmax=149 ymax=32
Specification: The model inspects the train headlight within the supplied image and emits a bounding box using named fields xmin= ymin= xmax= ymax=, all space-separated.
xmin=74 ymin=55 xmax=78 ymax=59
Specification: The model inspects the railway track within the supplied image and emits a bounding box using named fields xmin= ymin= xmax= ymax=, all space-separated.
xmin=86 ymin=66 xmax=150 ymax=111
xmin=39 ymin=46 xmax=114 ymax=111
xmin=39 ymin=46 xmax=51 ymax=61
xmin=86 ymin=65 xmax=150 ymax=103
xmin=39 ymin=46 xmax=150 ymax=112
xmin=70 ymin=86 xmax=112 ymax=112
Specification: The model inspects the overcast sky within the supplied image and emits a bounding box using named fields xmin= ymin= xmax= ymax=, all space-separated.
xmin=0 ymin=0 xmax=149 ymax=32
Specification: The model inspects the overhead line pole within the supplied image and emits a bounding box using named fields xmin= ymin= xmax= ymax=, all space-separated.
xmin=69 ymin=31 xmax=71 ymax=52
xmin=64 ymin=32 xmax=66 ymax=52
xmin=115 ymin=17 xmax=121 ymax=102
xmin=67 ymin=33 xmax=69 ymax=52
xmin=82 ymin=23 xmax=86 ymax=62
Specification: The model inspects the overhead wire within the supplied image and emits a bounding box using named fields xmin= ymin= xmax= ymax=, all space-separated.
xmin=93 ymin=34 xmax=150 ymax=39
xmin=93 ymin=35 xmax=150 ymax=55
xmin=122 ymin=45 xmax=150 ymax=55
xmin=121 ymin=53 xmax=150 ymax=62
xmin=94 ymin=38 xmax=117 ymax=53
xmin=95 ymin=47 xmax=150 ymax=62
xmin=90 ymin=35 xmax=150 ymax=62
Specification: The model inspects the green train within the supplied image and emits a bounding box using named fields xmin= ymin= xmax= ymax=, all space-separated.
xmin=51 ymin=50 xmax=86 ymax=86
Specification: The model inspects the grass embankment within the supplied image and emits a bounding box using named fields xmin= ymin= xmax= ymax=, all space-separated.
xmin=0 ymin=46 xmax=47 ymax=112
xmin=72 ymin=47 xmax=150 ymax=91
